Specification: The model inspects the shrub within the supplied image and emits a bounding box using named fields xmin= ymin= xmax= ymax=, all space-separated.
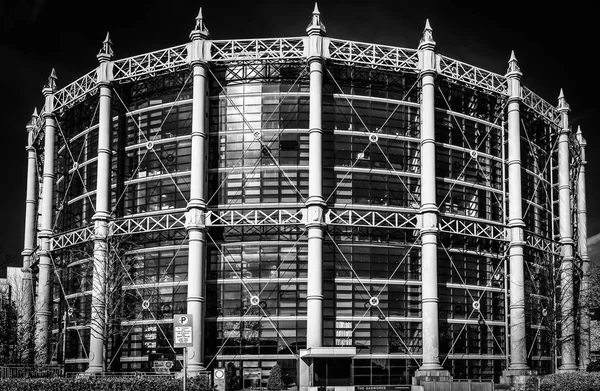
xmin=266 ymin=364 xmax=286 ymax=390
xmin=225 ymin=362 xmax=240 ymax=391
xmin=587 ymin=360 xmax=600 ymax=372
xmin=540 ymin=372 xmax=600 ymax=391
xmin=0 ymin=374 xmax=214 ymax=391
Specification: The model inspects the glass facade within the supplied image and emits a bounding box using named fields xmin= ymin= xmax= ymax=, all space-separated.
xmin=45 ymin=58 xmax=565 ymax=384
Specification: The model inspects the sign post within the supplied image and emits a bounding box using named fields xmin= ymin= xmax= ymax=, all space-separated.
xmin=214 ymin=367 xmax=226 ymax=391
xmin=174 ymin=314 xmax=194 ymax=391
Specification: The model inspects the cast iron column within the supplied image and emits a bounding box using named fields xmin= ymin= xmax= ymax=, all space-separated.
xmin=21 ymin=109 xmax=39 ymax=364
xmin=557 ymin=90 xmax=577 ymax=372
xmin=35 ymin=70 xmax=57 ymax=365
xmin=414 ymin=21 xmax=448 ymax=380
xmin=305 ymin=4 xmax=326 ymax=351
xmin=185 ymin=9 xmax=210 ymax=373
xmin=505 ymin=52 xmax=530 ymax=371
xmin=576 ymin=127 xmax=590 ymax=370
xmin=87 ymin=34 xmax=114 ymax=373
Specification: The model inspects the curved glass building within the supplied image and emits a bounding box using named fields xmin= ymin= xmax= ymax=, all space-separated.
xmin=21 ymin=6 xmax=590 ymax=389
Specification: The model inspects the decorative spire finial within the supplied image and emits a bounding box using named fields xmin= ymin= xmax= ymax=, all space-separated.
xmin=190 ymin=6 xmax=210 ymax=40
xmin=506 ymin=50 xmax=521 ymax=76
xmin=558 ymin=89 xmax=570 ymax=112
xmin=97 ymin=32 xmax=114 ymax=62
xmin=306 ymin=2 xmax=326 ymax=36
xmin=26 ymin=108 xmax=38 ymax=132
xmin=44 ymin=68 xmax=57 ymax=91
xmin=418 ymin=19 xmax=436 ymax=50
xmin=577 ymin=126 xmax=587 ymax=147
xmin=195 ymin=7 xmax=203 ymax=29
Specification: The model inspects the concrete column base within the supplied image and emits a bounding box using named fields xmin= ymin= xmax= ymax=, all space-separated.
xmin=412 ymin=369 xmax=452 ymax=385
xmin=500 ymin=369 xmax=538 ymax=391
xmin=556 ymin=366 xmax=578 ymax=373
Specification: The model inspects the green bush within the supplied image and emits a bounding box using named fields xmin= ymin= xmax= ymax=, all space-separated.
xmin=0 ymin=374 xmax=213 ymax=391
xmin=540 ymin=372 xmax=600 ymax=391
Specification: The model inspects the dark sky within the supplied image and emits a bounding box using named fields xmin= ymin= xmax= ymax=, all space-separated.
xmin=1 ymin=0 xmax=598 ymax=266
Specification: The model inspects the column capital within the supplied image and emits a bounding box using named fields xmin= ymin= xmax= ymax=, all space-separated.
xmin=304 ymin=205 xmax=327 ymax=229
xmin=92 ymin=211 xmax=112 ymax=222
xmin=185 ymin=208 xmax=207 ymax=230
xmin=305 ymin=4 xmax=329 ymax=61
xmin=507 ymin=218 xmax=525 ymax=229
xmin=97 ymin=32 xmax=114 ymax=83
xmin=187 ymin=8 xmax=211 ymax=65
xmin=418 ymin=20 xmax=437 ymax=74
xmin=37 ymin=229 xmax=53 ymax=239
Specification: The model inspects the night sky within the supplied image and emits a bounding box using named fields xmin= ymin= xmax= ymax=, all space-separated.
xmin=1 ymin=0 xmax=598 ymax=267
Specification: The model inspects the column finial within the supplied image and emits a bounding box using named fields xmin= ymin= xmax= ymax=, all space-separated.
xmin=26 ymin=108 xmax=38 ymax=133
xmin=577 ymin=126 xmax=587 ymax=147
xmin=306 ymin=2 xmax=326 ymax=36
xmin=419 ymin=19 xmax=436 ymax=50
xmin=44 ymin=68 xmax=57 ymax=93
xmin=191 ymin=6 xmax=210 ymax=40
xmin=97 ymin=32 xmax=114 ymax=62
xmin=558 ymin=89 xmax=570 ymax=112
xmin=507 ymin=50 xmax=521 ymax=75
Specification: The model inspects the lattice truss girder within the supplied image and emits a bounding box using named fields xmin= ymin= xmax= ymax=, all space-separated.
xmin=31 ymin=37 xmax=562 ymax=142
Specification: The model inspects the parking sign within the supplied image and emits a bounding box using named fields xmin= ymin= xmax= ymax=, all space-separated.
xmin=173 ymin=314 xmax=193 ymax=348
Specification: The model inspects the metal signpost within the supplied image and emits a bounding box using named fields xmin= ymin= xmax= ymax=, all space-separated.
xmin=214 ymin=367 xmax=226 ymax=391
xmin=174 ymin=314 xmax=193 ymax=391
